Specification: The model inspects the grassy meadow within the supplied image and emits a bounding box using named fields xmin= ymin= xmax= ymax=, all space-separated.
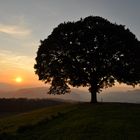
xmin=0 ymin=102 xmax=140 ymax=140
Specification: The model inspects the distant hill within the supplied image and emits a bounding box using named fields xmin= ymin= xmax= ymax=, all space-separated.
xmin=0 ymin=82 xmax=16 ymax=92
xmin=0 ymin=98 xmax=66 ymax=114
xmin=0 ymin=85 xmax=140 ymax=103
xmin=0 ymin=87 xmax=90 ymax=101
xmin=98 ymin=89 xmax=140 ymax=103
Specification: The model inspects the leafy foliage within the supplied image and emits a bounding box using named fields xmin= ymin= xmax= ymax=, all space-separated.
xmin=34 ymin=16 xmax=140 ymax=102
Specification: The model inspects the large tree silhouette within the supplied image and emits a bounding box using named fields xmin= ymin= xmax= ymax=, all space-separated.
xmin=34 ymin=16 xmax=140 ymax=103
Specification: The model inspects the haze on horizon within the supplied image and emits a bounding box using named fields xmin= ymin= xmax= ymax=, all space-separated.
xmin=0 ymin=0 xmax=140 ymax=94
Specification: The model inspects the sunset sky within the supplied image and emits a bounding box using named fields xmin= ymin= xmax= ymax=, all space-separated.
xmin=0 ymin=0 xmax=140 ymax=89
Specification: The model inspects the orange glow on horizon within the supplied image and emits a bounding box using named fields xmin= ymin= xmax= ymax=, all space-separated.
xmin=15 ymin=77 xmax=23 ymax=83
xmin=0 ymin=69 xmax=40 ymax=86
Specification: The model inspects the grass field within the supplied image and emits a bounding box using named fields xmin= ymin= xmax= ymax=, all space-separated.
xmin=0 ymin=102 xmax=140 ymax=140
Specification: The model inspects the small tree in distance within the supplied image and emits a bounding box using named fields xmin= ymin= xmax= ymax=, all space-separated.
xmin=34 ymin=16 xmax=140 ymax=103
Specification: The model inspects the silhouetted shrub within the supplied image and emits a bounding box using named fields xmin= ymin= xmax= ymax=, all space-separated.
xmin=0 ymin=132 xmax=16 ymax=140
xmin=57 ymin=112 xmax=64 ymax=117
xmin=37 ymin=118 xmax=50 ymax=125
xmin=17 ymin=124 xmax=34 ymax=133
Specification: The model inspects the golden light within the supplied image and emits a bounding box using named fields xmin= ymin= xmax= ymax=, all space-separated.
xmin=15 ymin=77 xmax=23 ymax=83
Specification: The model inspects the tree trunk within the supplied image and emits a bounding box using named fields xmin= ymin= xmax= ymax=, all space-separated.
xmin=89 ymin=83 xmax=98 ymax=103
xmin=91 ymin=89 xmax=97 ymax=103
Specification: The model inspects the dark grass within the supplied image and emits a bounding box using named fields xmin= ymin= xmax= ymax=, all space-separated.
xmin=0 ymin=103 xmax=74 ymax=133
xmin=0 ymin=103 xmax=140 ymax=140
xmin=0 ymin=98 xmax=65 ymax=117
xmin=0 ymin=98 xmax=66 ymax=123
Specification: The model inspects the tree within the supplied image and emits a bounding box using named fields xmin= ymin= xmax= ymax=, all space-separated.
xmin=34 ymin=16 xmax=140 ymax=103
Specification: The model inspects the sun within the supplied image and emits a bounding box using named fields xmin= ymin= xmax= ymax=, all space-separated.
xmin=15 ymin=77 xmax=23 ymax=83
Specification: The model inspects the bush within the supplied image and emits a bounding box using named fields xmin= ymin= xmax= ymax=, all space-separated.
xmin=17 ymin=124 xmax=34 ymax=133
xmin=0 ymin=132 xmax=16 ymax=140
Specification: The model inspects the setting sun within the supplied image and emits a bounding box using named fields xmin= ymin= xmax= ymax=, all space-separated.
xmin=15 ymin=77 xmax=23 ymax=83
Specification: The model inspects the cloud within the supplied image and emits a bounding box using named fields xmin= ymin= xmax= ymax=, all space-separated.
xmin=0 ymin=50 xmax=34 ymax=71
xmin=0 ymin=50 xmax=43 ymax=86
xmin=0 ymin=24 xmax=31 ymax=37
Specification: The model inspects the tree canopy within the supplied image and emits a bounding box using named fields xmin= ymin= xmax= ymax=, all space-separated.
xmin=34 ymin=16 xmax=140 ymax=103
